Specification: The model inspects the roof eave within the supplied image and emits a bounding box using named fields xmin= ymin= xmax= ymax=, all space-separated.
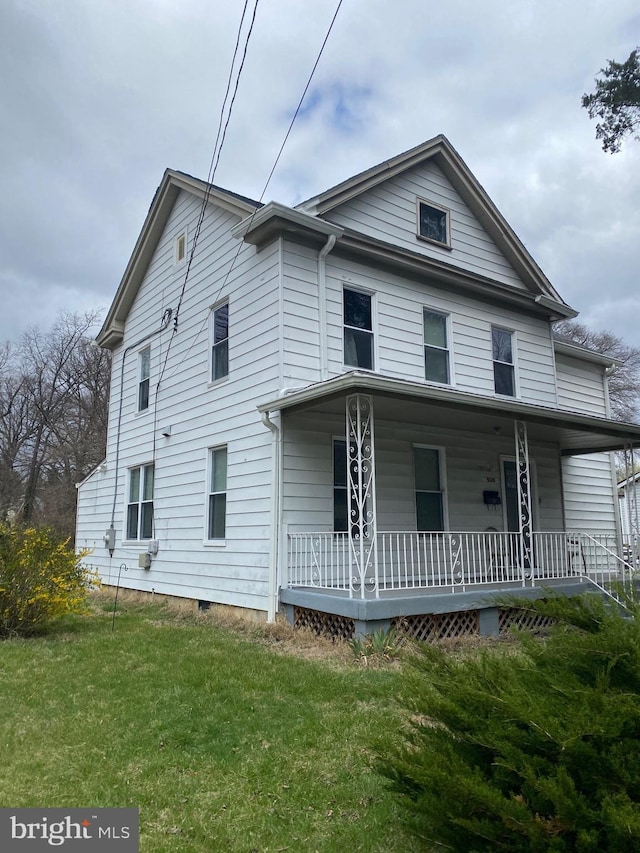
xmin=97 ymin=171 xmax=258 ymax=350
xmin=257 ymin=371 xmax=640 ymax=453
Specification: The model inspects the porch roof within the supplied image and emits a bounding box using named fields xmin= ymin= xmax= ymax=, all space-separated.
xmin=257 ymin=371 xmax=640 ymax=455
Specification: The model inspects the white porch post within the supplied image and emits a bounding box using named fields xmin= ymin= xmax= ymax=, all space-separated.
xmin=346 ymin=394 xmax=378 ymax=598
xmin=514 ymin=420 xmax=533 ymax=578
xmin=623 ymin=442 xmax=638 ymax=566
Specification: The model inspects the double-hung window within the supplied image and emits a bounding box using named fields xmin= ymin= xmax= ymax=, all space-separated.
xmin=423 ymin=309 xmax=450 ymax=384
xmin=414 ymin=446 xmax=445 ymax=531
xmin=138 ymin=347 xmax=150 ymax=411
xmin=127 ymin=464 xmax=154 ymax=540
xmin=492 ymin=326 xmax=515 ymax=396
xmin=210 ymin=303 xmax=229 ymax=381
xmin=208 ymin=446 xmax=227 ymax=540
xmin=343 ymin=288 xmax=373 ymax=370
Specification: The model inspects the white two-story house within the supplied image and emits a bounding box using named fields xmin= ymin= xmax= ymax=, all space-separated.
xmin=76 ymin=135 xmax=640 ymax=640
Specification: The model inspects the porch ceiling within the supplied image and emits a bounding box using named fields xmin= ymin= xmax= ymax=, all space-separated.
xmin=258 ymin=372 xmax=640 ymax=455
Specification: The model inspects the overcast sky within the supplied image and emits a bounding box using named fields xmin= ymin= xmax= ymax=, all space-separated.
xmin=1 ymin=0 xmax=638 ymax=349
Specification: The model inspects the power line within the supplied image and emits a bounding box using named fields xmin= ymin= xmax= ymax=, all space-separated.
xmin=198 ymin=0 xmax=346 ymax=321
xmin=155 ymin=0 xmax=261 ymax=395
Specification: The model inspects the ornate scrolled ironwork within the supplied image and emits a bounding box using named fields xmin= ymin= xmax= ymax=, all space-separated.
xmin=346 ymin=394 xmax=378 ymax=598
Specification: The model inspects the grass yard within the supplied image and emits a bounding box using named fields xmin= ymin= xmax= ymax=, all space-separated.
xmin=0 ymin=597 xmax=421 ymax=852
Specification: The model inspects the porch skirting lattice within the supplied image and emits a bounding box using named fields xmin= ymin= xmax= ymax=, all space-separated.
xmin=292 ymin=604 xmax=555 ymax=642
xmin=293 ymin=606 xmax=355 ymax=640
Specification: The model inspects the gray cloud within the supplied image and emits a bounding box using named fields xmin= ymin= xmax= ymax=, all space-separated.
xmin=1 ymin=0 xmax=638 ymax=349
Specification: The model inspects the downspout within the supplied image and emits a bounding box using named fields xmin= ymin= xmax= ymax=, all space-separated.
xmin=262 ymin=410 xmax=281 ymax=622
xmin=318 ymin=234 xmax=336 ymax=380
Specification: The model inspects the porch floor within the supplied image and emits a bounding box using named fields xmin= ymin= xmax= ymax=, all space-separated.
xmin=280 ymin=577 xmax=592 ymax=621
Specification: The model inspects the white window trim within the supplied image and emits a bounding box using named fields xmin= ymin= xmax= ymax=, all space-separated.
xmin=136 ymin=345 xmax=151 ymax=414
xmin=342 ymin=285 xmax=377 ymax=372
xmin=204 ymin=444 xmax=228 ymax=545
xmin=208 ymin=299 xmax=230 ymax=387
xmin=416 ymin=198 xmax=452 ymax=249
xmin=174 ymin=229 xmax=187 ymax=267
xmin=491 ymin=325 xmax=519 ymax=398
xmin=412 ymin=443 xmax=449 ymax=531
xmin=423 ymin=307 xmax=454 ymax=386
xmin=123 ymin=462 xmax=155 ymax=544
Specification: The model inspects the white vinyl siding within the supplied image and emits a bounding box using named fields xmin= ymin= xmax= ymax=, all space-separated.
xmin=562 ymin=454 xmax=617 ymax=533
xmin=76 ymin=190 xmax=281 ymax=612
xmin=318 ymin=252 xmax=557 ymax=406
xmin=324 ymin=160 xmax=527 ymax=289
xmin=555 ymin=353 xmax=608 ymax=416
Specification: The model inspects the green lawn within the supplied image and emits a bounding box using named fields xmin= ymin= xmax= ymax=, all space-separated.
xmin=0 ymin=600 xmax=421 ymax=852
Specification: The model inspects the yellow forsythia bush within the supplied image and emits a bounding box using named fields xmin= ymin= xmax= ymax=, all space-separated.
xmin=0 ymin=523 xmax=98 ymax=638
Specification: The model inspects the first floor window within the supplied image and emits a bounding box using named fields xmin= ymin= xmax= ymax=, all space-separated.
xmin=414 ymin=446 xmax=445 ymax=531
xmin=423 ymin=308 xmax=450 ymax=383
xmin=127 ymin=464 xmax=154 ymax=540
xmin=343 ymin=288 xmax=373 ymax=370
xmin=333 ymin=439 xmax=348 ymax=532
xmin=492 ymin=326 xmax=515 ymax=396
xmin=210 ymin=303 xmax=229 ymax=381
xmin=138 ymin=347 xmax=150 ymax=411
xmin=208 ymin=446 xmax=227 ymax=539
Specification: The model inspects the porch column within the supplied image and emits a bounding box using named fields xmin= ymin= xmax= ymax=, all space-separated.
xmin=346 ymin=394 xmax=378 ymax=598
xmin=514 ymin=420 xmax=533 ymax=576
xmin=623 ymin=442 xmax=638 ymax=566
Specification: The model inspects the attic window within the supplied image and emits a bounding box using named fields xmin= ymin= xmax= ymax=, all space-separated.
xmin=175 ymin=232 xmax=186 ymax=263
xmin=417 ymin=200 xmax=450 ymax=247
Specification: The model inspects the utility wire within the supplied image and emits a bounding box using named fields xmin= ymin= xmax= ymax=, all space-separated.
xmin=196 ymin=0 xmax=345 ymax=324
xmin=156 ymin=0 xmax=261 ymax=394
xmin=158 ymin=0 xmax=343 ymax=385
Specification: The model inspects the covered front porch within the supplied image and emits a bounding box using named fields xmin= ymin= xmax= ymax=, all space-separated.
xmin=259 ymin=372 xmax=640 ymax=634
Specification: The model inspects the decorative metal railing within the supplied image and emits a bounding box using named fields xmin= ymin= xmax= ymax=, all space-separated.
xmin=286 ymin=531 xmax=635 ymax=599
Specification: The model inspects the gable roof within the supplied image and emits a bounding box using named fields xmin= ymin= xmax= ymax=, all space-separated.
xmin=96 ymin=170 xmax=260 ymax=349
xmin=297 ymin=134 xmax=572 ymax=310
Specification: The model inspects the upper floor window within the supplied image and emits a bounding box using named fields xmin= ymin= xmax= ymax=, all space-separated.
xmin=127 ymin=464 xmax=154 ymax=540
xmin=138 ymin=347 xmax=150 ymax=411
xmin=175 ymin=231 xmax=186 ymax=264
xmin=414 ymin=446 xmax=445 ymax=531
xmin=210 ymin=302 xmax=229 ymax=381
xmin=423 ymin=309 xmax=450 ymax=384
xmin=417 ymin=200 xmax=450 ymax=247
xmin=207 ymin=446 xmax=227 ymax=540
xmin=492 ymin=326 xmax=515 ymax=396
xmin=343 ymin=288 xmax=373 ymax=370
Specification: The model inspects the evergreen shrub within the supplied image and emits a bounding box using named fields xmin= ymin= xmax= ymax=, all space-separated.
xmin=0 ymin=523 xmax=95 ymax=637
xmin=384 ymin=593 xmax=640 ymax=852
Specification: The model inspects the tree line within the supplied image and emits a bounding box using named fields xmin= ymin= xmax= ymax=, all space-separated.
xmin=0 ymin=312 xmax=110 ymax=541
